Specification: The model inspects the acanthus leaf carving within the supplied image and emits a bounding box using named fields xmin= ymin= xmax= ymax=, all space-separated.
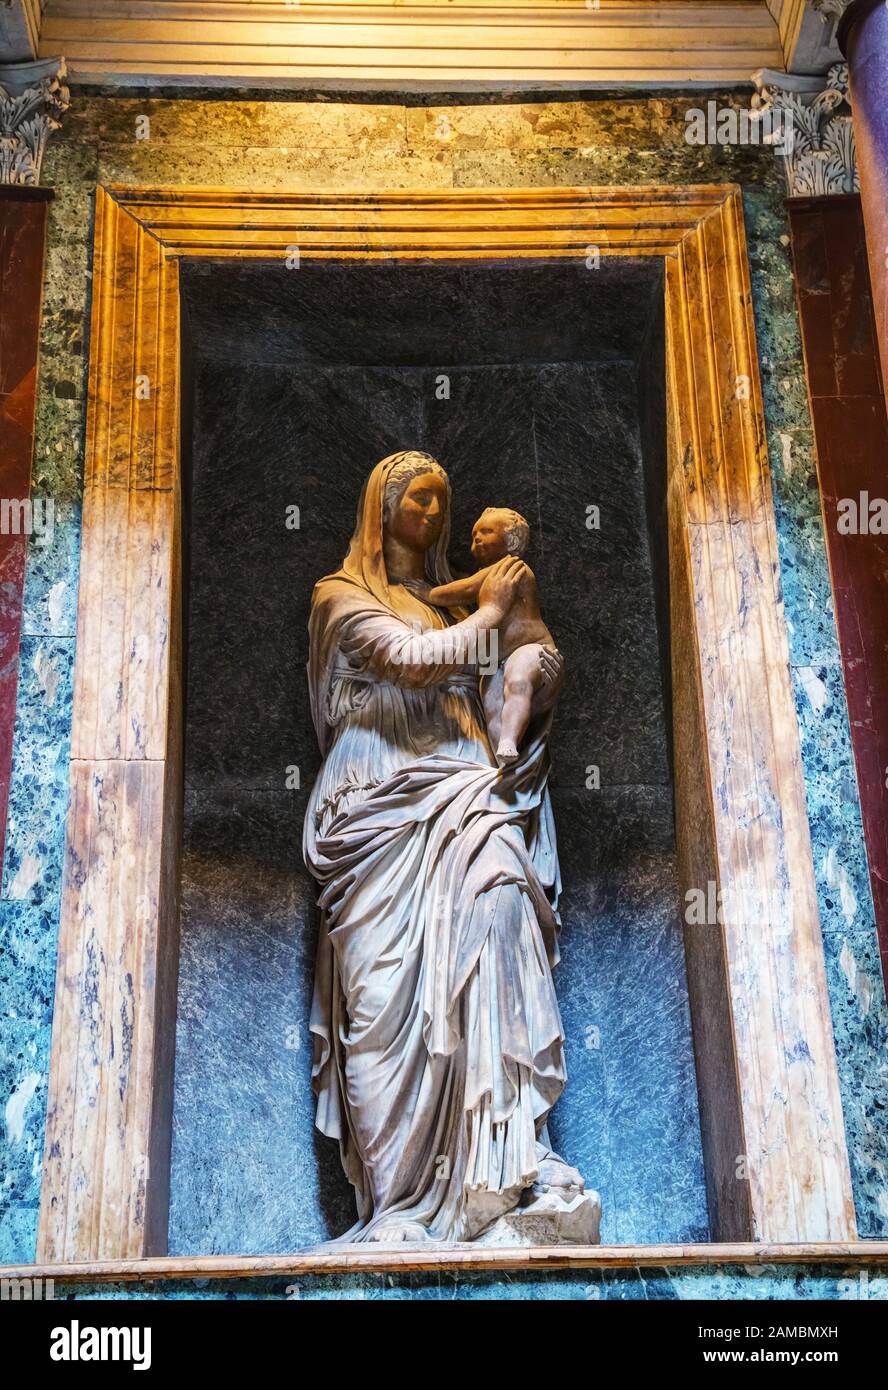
xmin=0 ymin=57 xmax=70 ymax=187
xmin=751 ymin=61 xmax=858 ymax=196
xmin=808 ymin=0 xmax=852 ymax=22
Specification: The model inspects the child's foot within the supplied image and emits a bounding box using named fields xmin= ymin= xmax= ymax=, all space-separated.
xmin=496 ymin=739 xmax=519 ymax=764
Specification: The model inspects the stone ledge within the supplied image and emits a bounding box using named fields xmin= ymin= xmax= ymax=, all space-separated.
xmin=3 ymin=1242 xmax=888 ymax=1284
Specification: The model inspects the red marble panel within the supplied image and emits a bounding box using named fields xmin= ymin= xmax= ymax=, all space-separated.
xmin=789 ymin=194 xmax=888 ymax=986
xmin=0 ymin=191 xmax=50 ymax=866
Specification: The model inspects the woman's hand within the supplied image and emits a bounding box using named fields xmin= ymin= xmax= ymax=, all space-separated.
xmin=477 ymin=557 xmax=527 ymax=621
xmin=539 ymin=646 xmax=564 ymax=689
xmin=534 ymin=645 xmax=565 ymax=714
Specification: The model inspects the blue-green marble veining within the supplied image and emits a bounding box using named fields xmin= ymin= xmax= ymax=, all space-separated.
xmin=1 ymin=636 xmax=74 ymax=908
xmin=0 ymin=900 xmax=59 ymax=1260
xmin=0 ymin=633 xmax=73 ymax=1261
xmin=22 ymin=500 xmax=82 ymax=641
xmin=47 ymin=1263 xmax=888 ymax=1301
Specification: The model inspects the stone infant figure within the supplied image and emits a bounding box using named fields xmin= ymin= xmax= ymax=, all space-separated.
xmin=427 ymin=507 xmax=560 ymax=765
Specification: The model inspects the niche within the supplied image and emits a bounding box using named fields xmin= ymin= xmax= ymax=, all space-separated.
xmin=169 ymin=257 xmax=709 ymax=1253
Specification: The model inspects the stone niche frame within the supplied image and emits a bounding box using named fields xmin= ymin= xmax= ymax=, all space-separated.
xmin=35 ymin=184 xmax=858 ymax=1269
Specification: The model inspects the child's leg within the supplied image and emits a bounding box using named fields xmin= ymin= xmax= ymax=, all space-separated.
xmin=496 ymin=644 xmax=545 ymax=763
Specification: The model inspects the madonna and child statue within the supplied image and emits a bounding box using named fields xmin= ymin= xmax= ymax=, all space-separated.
xmin=303 ymin=450 xmax=601 ymax=1247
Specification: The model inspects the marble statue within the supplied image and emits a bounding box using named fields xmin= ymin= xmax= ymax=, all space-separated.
xmin=304 ymin=450 xmax=600 ymax=1245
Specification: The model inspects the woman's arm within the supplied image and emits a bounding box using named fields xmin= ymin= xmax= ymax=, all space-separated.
xmin=358 ymin=558 xmax=528 ymax=687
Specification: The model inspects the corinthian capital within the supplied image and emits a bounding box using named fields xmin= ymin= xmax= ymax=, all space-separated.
xmin=0 ymin=58 xmax=70 ymax=187
xmin=808 ymin=0 xmax=852 ymax=21
xmin=751 ymin=62 xmax=857 ymax=196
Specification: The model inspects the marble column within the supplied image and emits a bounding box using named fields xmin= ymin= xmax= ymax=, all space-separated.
xmin=838 ymin=0 xmax=888 ymax=397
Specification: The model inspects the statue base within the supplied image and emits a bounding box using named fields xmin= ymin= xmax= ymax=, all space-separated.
xmin=311 ymin=1176 xmax=603 ymax=1249
xmin=474 ymin=1187 xmax=602 ymax=1247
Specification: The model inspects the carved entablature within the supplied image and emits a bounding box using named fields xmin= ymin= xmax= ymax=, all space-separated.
xmin=752 ymin=61 xmax=858 ymax=196
xmin=0 ymin=57 xmax=69 ymax=186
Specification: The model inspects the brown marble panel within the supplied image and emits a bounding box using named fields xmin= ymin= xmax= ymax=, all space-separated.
xmin=788 ymin=194 xmax=888 ymax=984
xmin=0 ymin=190 xmax=50 ymax=866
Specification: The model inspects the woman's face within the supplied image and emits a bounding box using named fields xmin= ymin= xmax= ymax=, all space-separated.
xmin=387 ymin=472 xmax=448 ymax=552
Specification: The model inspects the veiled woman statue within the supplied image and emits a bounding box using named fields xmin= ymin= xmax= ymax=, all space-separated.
xmin=304 ymin=450 xmax=599 ymax=1245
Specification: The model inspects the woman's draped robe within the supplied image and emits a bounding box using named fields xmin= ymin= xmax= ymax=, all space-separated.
xmin=303 ymin=462 xmax=568 ymax=1243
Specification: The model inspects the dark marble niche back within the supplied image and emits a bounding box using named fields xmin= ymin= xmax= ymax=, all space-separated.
xmin=180 ymin=259 xmax=672 ymax=793
xmin=168 ymin=258 xmax=709 ymax=1255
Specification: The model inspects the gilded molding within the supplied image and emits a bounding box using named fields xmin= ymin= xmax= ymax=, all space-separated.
xmin=37 ymin=185 xmax=856 ymax=1262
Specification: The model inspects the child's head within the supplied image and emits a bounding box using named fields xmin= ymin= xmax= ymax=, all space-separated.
xmin=470 ymin=507 xmax=530 ymax=565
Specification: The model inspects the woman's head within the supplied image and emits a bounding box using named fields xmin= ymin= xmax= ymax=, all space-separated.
xmin=382 ymin=451 xmax=449 ymax=553
xmin=330 ymin=449 xmax=455 ymax=607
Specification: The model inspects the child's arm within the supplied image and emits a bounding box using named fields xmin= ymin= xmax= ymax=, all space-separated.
xmin=427 ymin=569 xmax=489 ymax=608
